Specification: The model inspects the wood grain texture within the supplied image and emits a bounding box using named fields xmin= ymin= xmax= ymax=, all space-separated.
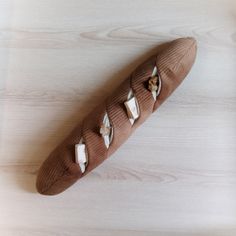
xmin=0 ymin=0 xmax=236 ymax=235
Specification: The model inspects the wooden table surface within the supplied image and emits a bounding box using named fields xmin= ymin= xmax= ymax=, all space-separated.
xmin=1 ymin=0 xmax=236 ymax=235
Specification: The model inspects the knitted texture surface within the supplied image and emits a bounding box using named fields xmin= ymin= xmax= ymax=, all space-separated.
xmin=36 ymin=37 xmax=197 ymax=195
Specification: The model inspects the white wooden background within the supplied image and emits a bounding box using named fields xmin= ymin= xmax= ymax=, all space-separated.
xmin=0 ymin=0 xmax=236 ymax=235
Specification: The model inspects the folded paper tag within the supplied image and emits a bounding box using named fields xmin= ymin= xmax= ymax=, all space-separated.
xmin=152 ymin=66 xmax=157 ymax=77
xmin=124 ymin=89 xmax=140 ymax=125
xmin=75 ymin=139 xmax=88 ymax=173
xmin=100 ymin=113 xmax=113 ymax=148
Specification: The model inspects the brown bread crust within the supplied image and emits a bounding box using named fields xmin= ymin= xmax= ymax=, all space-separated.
xmin=36 ymin=37 xmax=197 ymax=195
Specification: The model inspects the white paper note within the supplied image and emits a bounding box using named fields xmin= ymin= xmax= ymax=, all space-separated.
xmin=124 ymin=89 xmax=140 ymax=125
xmin=75 ymin=141 xmax=88 ymax=173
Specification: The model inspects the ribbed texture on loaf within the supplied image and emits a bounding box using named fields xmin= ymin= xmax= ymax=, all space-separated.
xmin=36 ymin=37 xmax=197 ymax=195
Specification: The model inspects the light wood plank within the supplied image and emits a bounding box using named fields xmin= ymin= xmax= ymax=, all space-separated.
xmin=0 ymin=0 xmax=236 ymax=235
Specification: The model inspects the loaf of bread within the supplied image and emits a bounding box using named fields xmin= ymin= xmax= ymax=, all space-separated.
xmin=36 ymin=37 xmax=197 ymax=195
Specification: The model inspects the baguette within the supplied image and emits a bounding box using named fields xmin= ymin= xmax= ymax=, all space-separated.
xmin=36 ymin=37 xmax=197 ymax=195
